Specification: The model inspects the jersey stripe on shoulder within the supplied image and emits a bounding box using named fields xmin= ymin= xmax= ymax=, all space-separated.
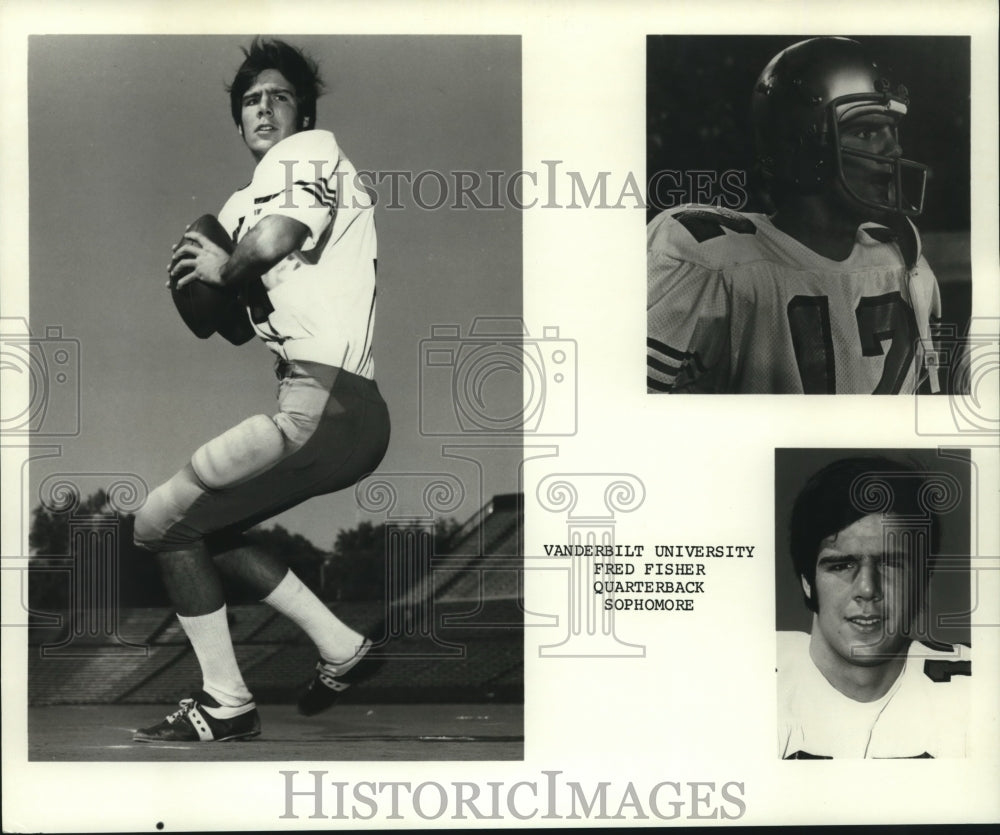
xmin=914 ymin=639 xmax=971 ymax=683
xmin=296 ymin=179 xmax=337 ymax=211
xmin=647 ymin=336 xmax=705 ymax=393
xmin=922 ymin=658 xmax=971 ymax=683
xmin=648 ymin=204 xmax=764 ymax=271
xmin=254 ymin=189 xmax=285 ymax=206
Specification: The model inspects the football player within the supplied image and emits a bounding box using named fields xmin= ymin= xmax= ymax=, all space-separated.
xmin=132 ymin=38 xmax=390 ymax=742
xmin=647 ymin=37 xmax=941 ymax=394
xmin=777 ymin=456 xmax=970 ymax=758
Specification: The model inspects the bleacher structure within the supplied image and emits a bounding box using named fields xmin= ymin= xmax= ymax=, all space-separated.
xmin=27 ymin=494 xmax=524 ymax=705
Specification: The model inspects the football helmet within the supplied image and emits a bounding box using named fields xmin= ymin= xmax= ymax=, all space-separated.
xmin=752 ymin=37 xmax=929 ymax=216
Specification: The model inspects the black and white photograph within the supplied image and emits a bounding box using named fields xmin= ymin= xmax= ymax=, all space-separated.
xmin=2 ymin=1 xmax=998 ymax=832
xmin=646 ymin=35 xmax=972 ymax=394
xmin=775 ymin=448 xmax=972 ymax=758
xmin=18 ymin=34 xmax=524 ymax=762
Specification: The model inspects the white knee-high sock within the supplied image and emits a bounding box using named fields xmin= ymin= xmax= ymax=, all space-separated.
xmin=262 ymin=571 xmax=364 ymax=664
xmin=176 ymin=605 xmax=253 ymax=707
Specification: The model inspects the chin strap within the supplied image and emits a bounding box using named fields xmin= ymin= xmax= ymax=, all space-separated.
xmin=892 ymin=217 xmax=942 ymax=394
xmin=889 ymin=216 xmax=920 ymax=271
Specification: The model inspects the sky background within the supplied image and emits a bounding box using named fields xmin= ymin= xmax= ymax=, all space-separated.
xmin=27 ymin=35 xmax=523 ymax=549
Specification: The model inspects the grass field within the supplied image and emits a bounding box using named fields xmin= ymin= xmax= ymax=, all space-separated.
xmin=28 ymin=703 xmax=524 ymax=762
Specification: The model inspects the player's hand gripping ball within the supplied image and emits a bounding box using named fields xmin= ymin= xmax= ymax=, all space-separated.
xmin=169 ymin=214 xmax=235 ymax=339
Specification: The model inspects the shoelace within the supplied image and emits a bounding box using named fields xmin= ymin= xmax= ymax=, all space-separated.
xmin=166 ymin=698 xmax=197 ymax=723
xmin=316 ymin=647 xmax=372 ymax=691
xmin=317 ymin=666 xmax=348 ymax=690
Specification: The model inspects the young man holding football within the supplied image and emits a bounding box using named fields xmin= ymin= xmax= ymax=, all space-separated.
xmin=132 ymin=38 xmax=389 ymax=742
xmin=647 ymin=37 xmax=941 ymax=394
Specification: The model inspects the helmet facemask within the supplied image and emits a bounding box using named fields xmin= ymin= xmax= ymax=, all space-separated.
xmin=827 ymin=90 xmax=930 ymax=217
xmin=752 ymin=37 xmax=931 ymax=219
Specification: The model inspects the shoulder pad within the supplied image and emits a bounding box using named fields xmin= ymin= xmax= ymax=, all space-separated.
xmin=250 ymin=130 xmax=342 ymax=203
xmin=255 ymin=130 xmax=340 ymax=180
xmin=859 ymin=217 xmax=922 ymax=268
xmin=648 ymin=205 xmax=764 ymax=270
xmin=265 ymin=129 xmax=340 ymax=161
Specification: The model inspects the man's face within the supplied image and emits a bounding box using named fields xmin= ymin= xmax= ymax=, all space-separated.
xmin=240 ymin=69 xmax=300 ymax=161
xmin=833 ymin=113 xmax=904 ymax=216
xmin=803 ymin=513 xmax=918 ymax=668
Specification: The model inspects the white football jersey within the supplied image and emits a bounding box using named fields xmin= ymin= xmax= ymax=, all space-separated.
xmin=218 ymin=129 xmax=377 ymax=377
xmin=777 ymin=631 xmax=970 ymax=759
xmin=647 ymin=205 xmax=941 ymax=394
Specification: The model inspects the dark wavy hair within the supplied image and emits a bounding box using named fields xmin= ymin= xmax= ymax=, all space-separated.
xmin=789 ymin=455 xmax=942 ymax=612
xmin=227 ymin=38 xmax=323 ymax=130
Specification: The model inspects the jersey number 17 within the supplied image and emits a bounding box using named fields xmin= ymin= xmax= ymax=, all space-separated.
xmin=787 ymin=292 xmax=920 ymax=394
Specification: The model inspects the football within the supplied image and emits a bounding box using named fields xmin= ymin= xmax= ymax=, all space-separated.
xmin=169 ymin=214 xmax=235 ymax=339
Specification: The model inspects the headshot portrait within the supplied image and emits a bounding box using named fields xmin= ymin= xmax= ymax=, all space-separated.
xmin=774 ymin=449 xmax=972 ymax=759
xmin=646 ymin=36 xmax=971 ymax=394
